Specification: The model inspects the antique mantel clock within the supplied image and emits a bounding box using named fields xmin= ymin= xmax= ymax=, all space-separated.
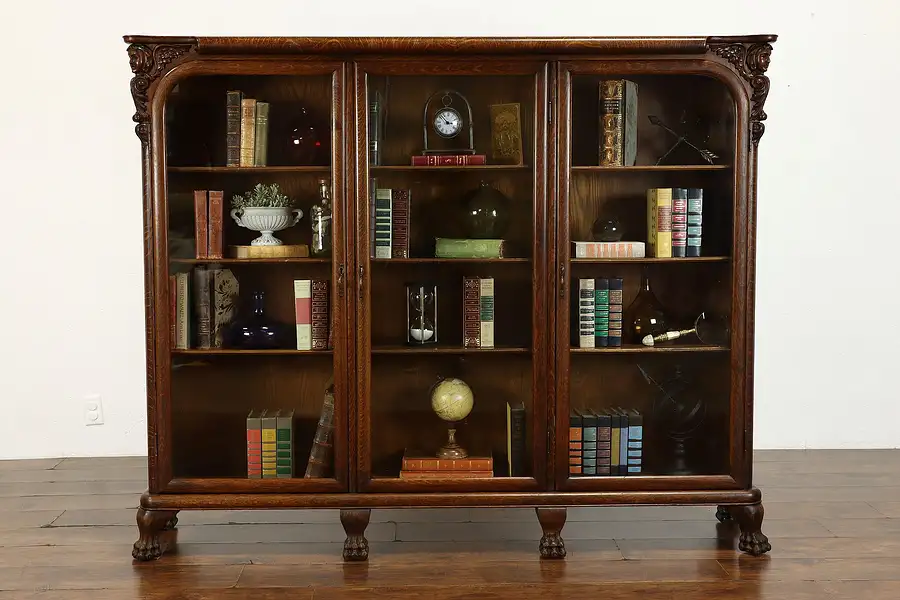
xmin=422 ymin=90 xmax=475 ymax=155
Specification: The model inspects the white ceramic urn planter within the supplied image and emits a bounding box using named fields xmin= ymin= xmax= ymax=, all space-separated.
xmin=230 ymin=206 xmax=303 ymax=246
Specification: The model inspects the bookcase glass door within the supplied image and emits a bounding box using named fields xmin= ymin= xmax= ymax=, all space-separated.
xmin=162 ymin=67 xmax=349 ymax=492
xmin=355 ymin=62 xmax=549 ymax=492
xmin=555 ymin=64 xmax=741 ymax=490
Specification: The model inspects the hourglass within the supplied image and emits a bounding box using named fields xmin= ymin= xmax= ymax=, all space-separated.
xmin=406 ymin=283 xmax=438 ymax=345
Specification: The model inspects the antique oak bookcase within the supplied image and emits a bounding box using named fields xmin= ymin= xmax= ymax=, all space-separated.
xmin=125 ymin=35 xmax=776 ymax=561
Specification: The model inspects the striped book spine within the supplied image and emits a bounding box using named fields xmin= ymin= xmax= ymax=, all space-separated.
xmin=463 ymin=277 xmax=481 ymax=348
xmin=276 ymin=411 xmax=294 ymax=478
xmin=374 ymin=188 xmax=392 ymax=258
xmin=687 ymin=188 xmax=703 ymax=257
xmin=578 ymin=279 xmax=595 ymax=348
xmin=294 ymin=280 xmax=312 ymax=350
xmin=311 ymin=279 xmax=329 ymax=351
xmin=479 ymin=277 xmax=495 ymax=348
xmin=672 ymin=188 xmax=688 ymax=258
xmin=608 ymin=277 xmax=624 ymax=347
xmin=193 ymin=190 xmax=208 ymax=259
xmin=569 ymin=411 xmax=583 ymax=476
xmin=246 ymin=411 xmax=262 ymax=479
xmin=627 ymin=409 xmax=644 ymax=474
xmin=647 ymin=188 xmax=673 ymax=258
xmin=582 ymin=411 xmax=598 ymax=475
xmin=597 ymin=411 xmax=612 ymax=475
xmin=391 ymin=189 xmax=410 ymax=258
xmin=261 ymin=411 xmax=278 ymax=479
xmin=594 ymin=278 xmax=610 ymax=347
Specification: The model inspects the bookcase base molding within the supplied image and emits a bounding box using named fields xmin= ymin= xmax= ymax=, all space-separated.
xmin=132 ymin=489 xmax=769 ymax=561
xmin=124 ymin=35 xmax=777 ymax=565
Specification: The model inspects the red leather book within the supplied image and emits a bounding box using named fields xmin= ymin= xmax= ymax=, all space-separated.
xmin=401 ymin=456 xmax=493 ymax=471
xmin=207 ymin=191 xmax=224 ymax=259
xmin=400 ymin=471 xmax=493 ymax=479
xmin=411 ymin=154 xmax=486 ymax=166
xmin=391 ymin=189 xmax=410 ymax=258
xmin=463 ymin=277 xmax=481 ymax=348
xmin=193 ymin=190 xmax=208 ymax=258
xmin=246 ymin=411 xmax=262 ymax=479
xmin=311 ymin=279 xmax=329 ymax=351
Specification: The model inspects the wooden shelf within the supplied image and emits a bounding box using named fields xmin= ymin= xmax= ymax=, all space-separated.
xmin=168 ymin=166 xmax=330 ymax=173
xmin=171 ymin=349 xmax=333 ymax=356
xmin=571 ymin=344 xmax=728 ymax=354
xmin=570 ymin=257 xmax=729 ymax=264
xmin=372 ymin=345 xmax=531 ymax=355
xmin=571 ymin=165 xmax=730 ymax=172
xmin=372 ymin=258 xmax=529 ymax=264
xmin=371 ymin=165 xmax=530 ymax=172
xmin=170 ymin=258 xmax=331 ymax=265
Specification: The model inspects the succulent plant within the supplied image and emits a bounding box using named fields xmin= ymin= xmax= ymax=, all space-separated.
xmin=232 ymin=183 xmax=294 ymax=209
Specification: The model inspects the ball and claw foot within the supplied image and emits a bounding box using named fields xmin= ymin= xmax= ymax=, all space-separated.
xmin=340 ymin=509 xmax=371 ymax=562
xmin=539 ymin=532 xmax=567 ymax=559
xmin=535 ymin=507 xmax=567 ymax=560
xmin=739 ymin=530 xmax=772 ymax=556
xmin=715 ymin=506 xmax=732 ymax=523
xmin=132 ymin=508 xmax=177 ymax=561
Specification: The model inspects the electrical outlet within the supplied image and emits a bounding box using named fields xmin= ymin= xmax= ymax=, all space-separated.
xmin=84 ymin=395 xmax=104 ymax=426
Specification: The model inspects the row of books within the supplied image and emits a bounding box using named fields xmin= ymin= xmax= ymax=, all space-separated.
xmin=463 ymin=277 xmax=494 ymax=349
xmin=193 ymin=190 xmax=225 ymax=259
xmin=293 ymin=279 xmax=331 ymax=351
xmin=576 ymin=278 xmax=624 ymax=348
xmin=227 ymin=91 xmax=270 ymax=167
xmin=170 ymin=267 xmax=238 ymax=350
xmin=569 ymin=409 xmax=643 ymax=476
xmin=648 ymin=188 xmax=704 ymax=258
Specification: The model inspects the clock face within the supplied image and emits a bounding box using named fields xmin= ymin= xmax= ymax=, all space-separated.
xmin=433 ymin=108 xmax=462 ymax=138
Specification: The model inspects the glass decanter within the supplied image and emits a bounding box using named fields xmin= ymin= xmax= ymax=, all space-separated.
xmin=310 ymin=178 xmax=332 ymax=257
xmin=626 ymin=274 xmax=669 ymax=345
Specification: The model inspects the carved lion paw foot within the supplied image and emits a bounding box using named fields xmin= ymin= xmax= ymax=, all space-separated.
xmin=539 ymin=533 xmax=566 ymax=559
xmin=739 ymin=531 xmax=772 ymax=556
xmin=343 ymin=536 xmax=369 ymax=561
xmin=715 ymin=506 xmax=732 ymax=523
xmin=132 ymin=538 xmax=163 ymax=561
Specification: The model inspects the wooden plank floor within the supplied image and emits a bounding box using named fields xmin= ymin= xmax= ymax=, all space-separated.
xmin=0 ymin=451 xmax=899 ymax=599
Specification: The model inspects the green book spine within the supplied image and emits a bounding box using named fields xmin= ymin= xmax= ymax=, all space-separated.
xmin=253 ymin=102 xmax=270 ymax=167
xmin=275 ymin=411 xmax=294 ymax=478
xmin=594 ymin=278 xmax=610 ymax=347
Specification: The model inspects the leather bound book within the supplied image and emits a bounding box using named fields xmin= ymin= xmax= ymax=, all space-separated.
xmin=174 ymin=272 xmax=190 ymax=350
xmin=609 ymin=411 xmax=621 ymax=476
xmin=594 ymin=278 xmax=610 ymax=348
xmin=293 ymin=279 xmax=312 ymax=350
xmin=193 ymin=266 xmax=212 ymax=349
xmin=207 ymin=191 xmax=224 ymax=259
xmin=607 ymin=277 xmax=623 ymax=348
xmin=573 ymin=241 xmax=646 ymax=258
xmin=400 ymin=471 xmax=493 ymax=479
xmin=627 ymin=409 xmax=644 ymax=475
xmin=672 ymin=188 xmax=688 ymax=258
xmin=261 ymin=410 xmax=278 ymax=479
xmin=193 ymin=190 xmax=208 ymax=258
xmin=390 ymin=189 xmax=410 ymax=258
xmin=617 ymin=408 xmax=630 ymax=475
xmin=463 ymin=276 xmax=481 ymax=348
xmin=239 ymin=98 xmax=257 ymax=167
xmin=401 ymin=456 xmax=493 ymax=471
xmin=687 ymin=188 xmax=703 ymax=257
xmin=647 ymin=188 xmax=673 ymax=258
xmin=577 ymin=279 xmax=595 ymax=348
xmin=479 ymin=277 xmax=495 ymax=348
xmin=599 ymin=80 xmax=638 ymax=167
xmin=411 ymin=154 xmax=486 ymax=166
xmin=506 ymin=401 xmax=526 ymax=477
xmin=305 ymin=384 xmax=335 ymax=478
xmin=253 ymin=102 xmax=270 ymax=167
xmin=276 ymin=411 xmax=294 ymax=478
xmin=311 ymin=279 xmax=329 ymax=351
xmin=246 ymin=411 xmax=262 ymax=479
xmin=374 ymin=188 xmax=392 ymax=259
xmin=211 ymin=268 xmax=238 ymax=348
xmin=582 ymin=411 xmax=598 ymax=476
xmin=226 ymin=91 xmax=242 ymax=167
xmin=594 ymin=410 xmax=612 ymax=475
xmin=568 ymin=410 xmax=583 ymax=476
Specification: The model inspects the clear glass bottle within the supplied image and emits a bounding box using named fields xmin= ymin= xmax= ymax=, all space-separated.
xmin=310 ymin=178 xmax=332 ymax=257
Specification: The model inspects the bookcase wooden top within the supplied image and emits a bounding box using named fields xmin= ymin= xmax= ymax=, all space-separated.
xmin=123 ymin=35 xmax=777 ymax=56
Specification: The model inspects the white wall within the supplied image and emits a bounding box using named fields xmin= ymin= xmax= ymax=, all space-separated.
xmin=0 ymin=0 xmax=897 ymax=459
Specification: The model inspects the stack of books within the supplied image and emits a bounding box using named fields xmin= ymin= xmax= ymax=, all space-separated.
xmin=568 ymin=408 xmax=643 ymax=476
xmin=293 ymin=279 xmax=332 ymax=351
xmin=246 ymin=410 xmax=294 ymax=479
xmin=193 ymin=190 xmax=225 ymax=259
xmin=227 ymin=90 xmax=270 ymax=167
xmin=399 ymin=453 xmax=494 ymax=479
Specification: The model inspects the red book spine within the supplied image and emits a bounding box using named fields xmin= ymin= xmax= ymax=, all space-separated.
xmin=193 ymin=190 xmax=208 ymax=258
xmin=410 ymin=154 xmax=486 ymax=166
xmin=247 ymin=430 xmax=262 ymax=478
xmin=391 ymin=189 xmax=410 ymax=258
xmin=208 ymin=191 xmax=224 ymax=259
xmin=311 ymin=279 xmax=329 ymax=351
xmin=400 ymin=471 xmax=494 ymax=479
xmin=401 ymin=457 xmax=493 ymax=471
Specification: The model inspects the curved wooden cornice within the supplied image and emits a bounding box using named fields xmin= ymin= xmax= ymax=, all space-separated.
xmin=127 ymin=41 xmax=197 ymax=144
xmin=708 ymin=39 xmax=774 ymax=145
xmin=124 ymin=34 xmax=776 ymax=56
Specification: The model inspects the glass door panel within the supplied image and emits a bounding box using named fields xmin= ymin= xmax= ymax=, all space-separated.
xmin=163 ymin=66 xmax=348 ymax=492
xmin=356 ymin=62 xmax=549 ymax=492
xmin=556 ymin=64 xmax=741 ymax=491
